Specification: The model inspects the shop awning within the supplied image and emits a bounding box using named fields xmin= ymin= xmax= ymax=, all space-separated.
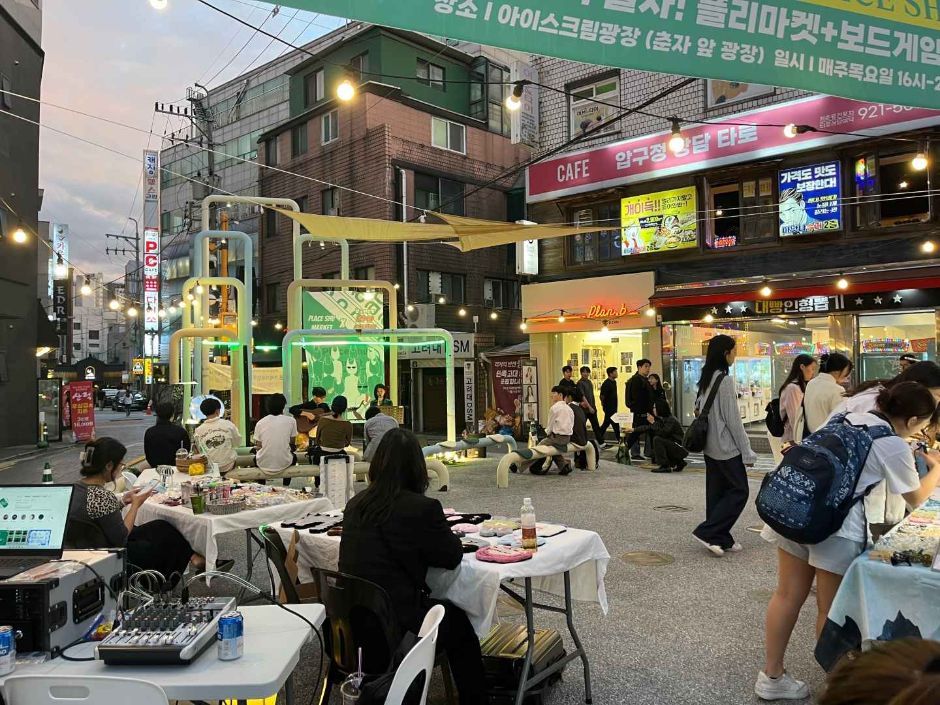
xmin=272 ymin=209 xmax=611 ymax=252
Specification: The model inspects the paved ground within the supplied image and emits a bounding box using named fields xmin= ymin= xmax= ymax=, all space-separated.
xmin=1 ymin=417 xmax=826 ymax=704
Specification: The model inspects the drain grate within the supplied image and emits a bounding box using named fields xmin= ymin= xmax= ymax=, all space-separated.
xmin=652 ymin=505 xmax=691 ymax=513
xmin=621 ymin=550 xmax=675 ymax=566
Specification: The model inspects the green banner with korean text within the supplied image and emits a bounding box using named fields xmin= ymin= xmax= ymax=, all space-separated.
xmin=280 ymin=0 xmax=940 ymax=108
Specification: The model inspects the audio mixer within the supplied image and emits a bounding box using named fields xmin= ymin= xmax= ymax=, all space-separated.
xmin=96 ymin=596 xmax=236 ymax=665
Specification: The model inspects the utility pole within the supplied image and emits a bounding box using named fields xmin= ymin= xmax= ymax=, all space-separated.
xmin=106 ymin=218 xmax=140 ymax=383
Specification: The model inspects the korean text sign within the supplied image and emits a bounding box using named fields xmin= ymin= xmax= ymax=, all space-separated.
xmin=281 ymin=0 xmax=940 ymax=109
xmin=69 ymin=381 xmax=96 ymax=442
xmin=778 ymin=161 xmax=842 ymax=237
xmin=620 ymin=186 xmax=698 ymax=255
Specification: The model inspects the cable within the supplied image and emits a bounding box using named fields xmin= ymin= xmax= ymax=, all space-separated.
xmin=196 ymin=0 xmax=267 ymax=85
xmin=204 ymin=4 xmax=279 ymax=89
xmin=237 ymin=8 xmax=304 ymax=77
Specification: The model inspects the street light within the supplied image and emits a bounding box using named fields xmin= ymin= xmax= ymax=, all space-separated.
xmin=12 ymin=226 xmax=27 ymax=243
xmin=336 ymin=79 xmax=356 ymax=102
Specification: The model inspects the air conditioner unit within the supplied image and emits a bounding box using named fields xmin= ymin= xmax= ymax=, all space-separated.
xmin=404 ymin=303 xmax=436 ymax=329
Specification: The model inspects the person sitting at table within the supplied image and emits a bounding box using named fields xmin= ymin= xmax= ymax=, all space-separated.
xmin=755 ymin=382 xmax=940 ymax=702
xmin=363 ymin=406 xmax=398 ymax=461
xmin=144 ymin=401 xmax=189 ymax=468
xmin=253 ymin=393 xmax=298 ymax=487
xmin=308 ymin=395 xmax=353 ymax=466
xmin=67 ymin=437 xmax=228 ymax=583
xmin=193 ymin=397 xmax=242 ymax=474
xmin=370 ymin=383 xmax=393 ymax=407
xmin=339 ymin=428 xmax=487 ymax=705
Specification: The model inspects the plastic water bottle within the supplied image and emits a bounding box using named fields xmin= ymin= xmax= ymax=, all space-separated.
xmin=175 ymin=442 xmax=188 ymax=467
xmin=41 ymin=462 xmax=53 ymax=485
xmin=520 ymin=497 xmax=537 ymax=552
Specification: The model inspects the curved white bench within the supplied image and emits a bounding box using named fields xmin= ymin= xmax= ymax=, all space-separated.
xmin=495 ymin=442 xmax=597 ymax=488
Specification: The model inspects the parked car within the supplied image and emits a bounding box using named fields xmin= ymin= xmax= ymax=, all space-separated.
xmin=112 ymin=392 xmax=148 ymax=411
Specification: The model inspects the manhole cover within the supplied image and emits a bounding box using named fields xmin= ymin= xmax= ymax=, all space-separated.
xmin=652 ymin=505 xmax=691 ymax=513
xmin=746 ymin=525 xmax=764 ymax=534
xmin=621 ymin=551 xmax=675 ymax=566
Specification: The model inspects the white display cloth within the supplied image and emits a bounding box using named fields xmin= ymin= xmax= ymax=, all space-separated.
xmin=273 ymin=521 xmax=610 ymax=636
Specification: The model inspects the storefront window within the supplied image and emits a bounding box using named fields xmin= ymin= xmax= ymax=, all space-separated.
xmin=706 ymin=175 xmax=776 ymax=249
xmin=568 ymin=204 xmax=620 ymax=265
xmin=854 ymin=150 xmax=931 ymax=229
xmin=859 ymin=311 xmax=936 ymax=381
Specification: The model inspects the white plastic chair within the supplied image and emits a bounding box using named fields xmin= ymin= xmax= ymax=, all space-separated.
xmin=384 ymin=604 xmax=446 ymax=705
xmin=3 ymin=675 xmax=168 ymax=705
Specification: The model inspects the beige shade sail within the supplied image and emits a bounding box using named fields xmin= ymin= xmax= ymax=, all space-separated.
xmin=272 ymin=208 xmax=615 ymax=252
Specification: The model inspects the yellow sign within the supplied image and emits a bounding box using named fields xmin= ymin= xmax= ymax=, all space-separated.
xmin=620 ymin=187 xmax=698 ymax=256
xmin=132 ymin=358 xmax=144 ymax=375
xmin=801 ymin=0 xmax=940 ymax=31
xmin=144 ymin=358 xmax=153 ymax=384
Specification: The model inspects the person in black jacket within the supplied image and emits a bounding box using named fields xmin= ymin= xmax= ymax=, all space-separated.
xmin=144 ymin=402 xmax=190 ymax=467
xmin=625 ymin=359 xmax=654 ymax=460
xmin=597 ymin=366 xmax=620 ymax=445
xmin=632 ymin=400 xmax=688 ymax=473
xmin=339 ymin=428 xmax=487 ymax=705
xmin=566 ymin=387 xmax=595 ymax=470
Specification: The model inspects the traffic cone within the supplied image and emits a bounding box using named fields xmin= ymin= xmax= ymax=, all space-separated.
xmin=146 ymin=400 xmax=153 ymax=416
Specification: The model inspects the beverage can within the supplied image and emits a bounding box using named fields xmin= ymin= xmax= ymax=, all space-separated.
xmin=0 ymin=626 xmax=16 ymax=676
xmin=221 ymin=483 xmax=232 ymax=501
xmin=217 ymin=611 xmax=244 ymax=661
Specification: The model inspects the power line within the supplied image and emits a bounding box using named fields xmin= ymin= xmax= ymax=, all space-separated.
xmin=238 ymin=8 xmax=304 ymax=76
xmin=204 ymin=4 xmax=279 ymax=89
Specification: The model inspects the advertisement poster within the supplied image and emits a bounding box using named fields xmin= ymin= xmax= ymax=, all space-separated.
xmin=705 ymin=80 xmax=773 ymax=109
xmin=621 ymin=186 xmax=698 ymax=255
xmin=60 ymin=383 xmax=72 ymax=430
xmin=491 ymin=356 xmax=523 ymax=420
xmin=778 ymin=161 xmax=842 ymax=237
xmin=301 ymin=291 xmax=385 ymax=417
xmin=69 ymin=381 xmax=96 ymax=442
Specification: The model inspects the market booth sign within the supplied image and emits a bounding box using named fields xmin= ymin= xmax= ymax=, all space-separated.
xmin=281 ymin=1 xmax=940 ymax=109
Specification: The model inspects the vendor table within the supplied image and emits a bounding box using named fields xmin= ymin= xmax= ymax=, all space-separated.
xmin=0 ymin=603 xmax=325 ymax=704
xmin=272 ymin=520 xmax=610 ymax=705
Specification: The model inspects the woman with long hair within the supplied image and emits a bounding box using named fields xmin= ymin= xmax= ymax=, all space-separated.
xmin=803 ymin=352 xmax=853 ymax=434
xmin=770 ymin=354 xmax=817 ymax=462
xmin=819 ymin=638 xmax=940 ymax=705
xmin=339 ymin=429 xmax=487 ymax=705
xmin=370 ymin=383 xmax=393 ymax=407
xmin=691 ymin=334 xmax=757 ymax=556
xmin=756 ymin=383 xmax=940 ymax=701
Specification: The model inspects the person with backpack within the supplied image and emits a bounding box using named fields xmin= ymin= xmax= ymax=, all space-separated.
xmin=767 ymin=355 xmax=817 ymax=463
xmin=803 ymin=352 xmax=853 ymax=434
xmin=755 ymin=382 xmax=940 ymax=701
xmin=691 ymin=334 xmax=756 ymax=556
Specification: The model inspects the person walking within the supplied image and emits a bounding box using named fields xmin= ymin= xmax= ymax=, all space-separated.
xmin=769 ymin=354 xmax=817 ymax=463
xmin=577 ymin=366 xmax=603 ymax=443
xmin=558 ymin=365 xmax=577 ymax=394
xmin=803 ymin=352 xmax=852 ymax=435
xmin=598 ymin=367 xmax=620 ymax=446
xmin=625 ymin=359 xmax=654 ymax=460
xmin=692 ymin=334 xmax=757 ymax=556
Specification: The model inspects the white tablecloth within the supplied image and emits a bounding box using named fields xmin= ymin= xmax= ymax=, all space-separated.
xmin=136 ymin=494 xmax=333 ymax=578
xmin=274 ymin=522 xmax=610 ymax=636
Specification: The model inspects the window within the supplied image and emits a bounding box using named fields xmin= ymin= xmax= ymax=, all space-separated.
xmin=431 ymin=118 xmax=466 ymax=154
xmin=264 ymin=208 xmax=278 ymax=238
xmin=469 ymin=58 xmax=511 ymax=137
xmin=854 ymin=150 xmax=931 ymax=228
xmin=569 ymin=76 xmax=620 ymax=138
xmin=417 ymin=270 xmax=466 ymax=304
xmin=353 ymin=265 xmax=376 ymax=280
xmin=265 ymin=138 xmax=278 ymax=166
xmin=321 ymin=109 xmax=339 ymax=144
xmin=416 ymin=59 xmax=445 ymax=90
xmin=291 ymin=124 xmax=308 ymax=158
xmin=295 ymin=195 xmax=308 ymax=213
xmin=705 ymin=176 xmax=776 ymax=248
xmin=568 ymin=204 xmax=621 ymax=264
xmin=305 ymin=69 xmax=324 ymax=107
xmin=349 ymin=53 xmax=368 ymax=82
xmin=484 ymin=279 xmax=520 ymax=309
xmin=0 ymin=74 xmax=10 ymax=110
xmin=414 ymin=172 xmax=465 ymax=216
xmin=73 ymin=343 xmax=82 ymax=352
xmin=73 ymin=322 xmax=81 ymax=331
xmin=265 ymin=283 xmax=280 ymax=315
xmin=321 ymin=187 xmax=339 ymax=215
xmin=89 ymin=330 xmax=100 ymax=340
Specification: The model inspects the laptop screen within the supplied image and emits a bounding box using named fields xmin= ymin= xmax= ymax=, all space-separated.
xmin=0 ymin=485 xmax=74 ymax=556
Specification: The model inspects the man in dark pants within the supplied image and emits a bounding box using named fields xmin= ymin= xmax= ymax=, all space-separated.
xmin=641 ymin=400 xmax=688 ymax=473
xmin=625 ymin=359 xmax=653 ymax=460
xmin=566 ymin=387 xmax=595 ymax=470
xmin=577 ymin=366 xmax=603 ymax=444
xmin=597 ymin=367 xmax=620 ymax=445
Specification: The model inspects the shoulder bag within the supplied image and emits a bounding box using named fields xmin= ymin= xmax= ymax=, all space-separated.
xmin=683 ymin=372 xmax=727 ymax=453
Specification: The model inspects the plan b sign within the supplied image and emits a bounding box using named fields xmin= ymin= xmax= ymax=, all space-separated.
xmin=778 ymin=161 xmax=842 ymax=237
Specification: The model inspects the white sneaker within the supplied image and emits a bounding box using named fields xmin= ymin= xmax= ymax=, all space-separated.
xmin=727 ymin=543 xmax=744 ymax=553
xmin=692 ymin=533 xmax=724 ymax=556
xmin=755 ymin=671 xmax=810 ymax=700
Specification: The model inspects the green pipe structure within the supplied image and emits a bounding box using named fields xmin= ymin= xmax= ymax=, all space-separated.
xmin=281 ymin=328 xmax=455 ymax=443
xmin=286 ymin=279 xmax=398 ymax=408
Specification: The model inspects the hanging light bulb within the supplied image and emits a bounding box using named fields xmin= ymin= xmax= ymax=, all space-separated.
xmin=921 ymin=240 xmax=937 ymax=254
xmin=703 ymin=313 xmax=715 ymax=323
xmin=80 ymin=276 xmax=92 ymax=296
xmin=645 ymin=307 xmax=656 ymax=318
xmin=393 ymin=283 xmax=400 ymax=290
xmin=519 ymin=320 xmax=528 ymax=331
xmin=274 ymin=322 xmax=283 ymax=330
xmin=149 ymin=0 xmax=168 ymax=10
xmin=783 ymin=123 xmax=799 ymax=139
xmin=437 ymin=295 xmax=446 ymax=305
xmin=336 ymin=79 xmax=356 ymax=102
xmin=195 ymin=283 xmax=204 ymax=295
xmin=12 ymin=226 xmax=27 ymax=243
xmin=54 ymin=256 xmax=67 ymax=278
xmin=169 ymin=305 xmax=178 ymax=314
xmin=458 ymin=307 xmax=467 ymax=317
xmin=406 ymin=304 xmax=415 ymax=313
xmin=489 ymin=311 xmax=498 ymax=320
xmin=109 ymin=299 xmax=120 ymax=311
xmin=667 ymin=118 xmax=685 ymax=155
xmin=505 ymin=82 xmax=524 ymax=111
xmin=557 ymin=310 xmax=566 ymax=324
xmin=158 ymin=309 xmax=167 ymax=318
xmin=363 ymin=289 xmax=375 ymax=301
xmin=126 ymin=306 xmax=138 ymax=317
xmin=759 ymin=285 xmax=773 ymax=298
xmin=912 ymin=152 xmax=929 ymax=171
xmin=187 ymin=293 xmax=195 ymax=302
xmin=251 ymin=319 xmax=258 ymax=327
xmin=600 ymin=321 xmax=609 ymax=333
xmin=836 ymin=277 xmax=849 ymax=290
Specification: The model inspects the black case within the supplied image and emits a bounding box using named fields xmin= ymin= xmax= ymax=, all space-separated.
xmin=481 ymin=624 xmax=567 ymax=705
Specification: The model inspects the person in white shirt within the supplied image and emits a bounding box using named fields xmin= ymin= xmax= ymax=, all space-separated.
xmin=803 ymin=352 xmax=852 ymax=434
xmin=542 ymin=385 xmax=574 ymax=475
xmin=253 ymin=393 xmax=298 ymax=483
xmin=193 ymin=397 xmax=242 ymax=474
xmin=769 ymin=354 xmax=817 ymax=462
xmin=756 ymin=382 xmax=940 ymax=702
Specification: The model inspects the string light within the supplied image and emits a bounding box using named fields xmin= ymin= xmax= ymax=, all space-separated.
xmin=109 ymin=300 xmax=120 ymax=311
xmin=393 ymin=283 xmax=400 ymax=290
xmin=520 ymin=320 xmax=527 ymax=331
xmin=251 ymin=320 xmax=258 ymax=327
xmin=759 ymin=285 xmax=773 ymax=297
xmin=836 ymin=277 xmax=850 ymax=290
xmin=921 ymin=241 xmax=936 ymax=254
xmin=54 ymin=255 xmax=67 ymax=278
xmin=363 ymin=289 xmax=375 ymax=301
xmin=912 ymin=152 xmax=929 ymax=171
xmin=336 ymin=79 xmax=356 ymax=102
xmin=557 ymin=310 xmax=566 ymax=324
xmin=645 ymin=308 xmax=656 ymax=318
xmin=126 ymin=306 xmax=138 ymax=317
xmin=169 ymin=305 xmax=178 ymax=314
xmin=437 ymin=296 xmax=446 ymax=305
xmin=406 ymin=304 xmax=415 ymax=313
xmin=187 ymin=293 xmax=195 ymax=302
xmin=667 ymin=118 xmax=685 ymax=155
xmin=12 ymin=226 xmax=27 ymax=243
xmin=505 ymin=82 xmax=524 ymax=111
xmin=458 ymin=307 xmax=467 ymax=317
xmin=703 ymin=313 xmax=715 ymax=323
xmin=149 ymin=0 xmax=168 ymax=9
xmin=158 ymin=309 xmax=167 ymax=318
xmin=80 ymin=276 xmax=92 ymax=296
xmin=489 ymin=311 xmax=498 ymax=320
xmin=195 ymin=283 xmax=204 ymax=295
xmin=783 ymin=124 xmax=815 ymax=139
xmin=600 ymin=321 xmax=609 ymax=333
xmin=274 ymin=322 xmax=283 ymax=330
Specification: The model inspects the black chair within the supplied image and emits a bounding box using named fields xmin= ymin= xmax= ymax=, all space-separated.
xmin=63 ymin=519 xmax=109 ymax=550
xmin=259 ymin=525 xmax=318 ymax=605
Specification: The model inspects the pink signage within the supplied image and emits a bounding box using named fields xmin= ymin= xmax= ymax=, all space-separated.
xmin=68 ymin=381 xmax=96 ymax=442
xmin=526 ymin=95 xmax=940 ymax=204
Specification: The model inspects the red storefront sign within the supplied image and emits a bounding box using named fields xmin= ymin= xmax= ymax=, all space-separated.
xmin=69 ymin=381 xmax=96 ymax=442
xmin=526 ymin=94 xmax=940 ymax=204
xmin=491 ymin=356 xmax=523 ymax=416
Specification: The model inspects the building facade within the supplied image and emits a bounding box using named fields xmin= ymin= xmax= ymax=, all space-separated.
xmin=69 ymin=273 xmax=123 ymax=364
xmin=523 ymin=64 xmax=940 ymax=428
xmin=258 ymin=26 xmax=531 ymax=431
xmin=0 ymin=0 xmax=43 ymax=447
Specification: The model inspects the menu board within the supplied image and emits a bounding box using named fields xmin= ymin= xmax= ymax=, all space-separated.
xmin=778 ymin=161 xmax=842 ymax=237
xmin=620 ymin=186 xmax=698 ymax=255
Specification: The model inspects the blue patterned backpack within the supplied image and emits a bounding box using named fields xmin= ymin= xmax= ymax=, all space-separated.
xmin=756 ymin=413 xmax=894 ymax=544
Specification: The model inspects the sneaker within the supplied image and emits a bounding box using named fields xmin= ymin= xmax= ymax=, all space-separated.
xmin=651 ymin=465 xmax=672 ymax=473
xmin=754 ymin=671 xmax=810 ymax=700
xmin=692 ymin=533 xmax=725 ymax=556
xmin=630 ymin=454 xmax=645 ymax=461
xmin=726 ymin=543 xmax=744 ymax=553
xmin=673 ymin=460 xmax=686 ymax=472
xmin=558 ymin=463 xmax=573 ymax=476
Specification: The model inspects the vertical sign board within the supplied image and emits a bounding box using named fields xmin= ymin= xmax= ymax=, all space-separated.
xmin=142 ymin=150 xmax=160 ymax=360
xmin=69 ymin=381 xmax=96 ymax=442
xmin=515 ymin=239 xmax=538 ymax=276
xmin=463 ymin=360 xmax=475 ymax=431
xmin=53 ymin=272 xmax=72 ymax=366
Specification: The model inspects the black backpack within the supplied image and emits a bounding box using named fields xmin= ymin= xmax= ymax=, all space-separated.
xmin=765 ymin=398 xmax=785 ymax=438
xmin=683 ymin=372 xmax=726 ymax=453
xmin=756 ymin=413 xmax=894 ymax=544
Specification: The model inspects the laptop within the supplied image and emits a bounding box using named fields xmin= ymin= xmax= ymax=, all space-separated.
xmin=0 ymin=485 xmax=74 ymax=579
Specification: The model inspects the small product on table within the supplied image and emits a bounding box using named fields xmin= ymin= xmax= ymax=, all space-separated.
xmin=520 ymin=497 xmax=537 ymax=552
xmin=190 ymin=487 xmax=206 ymax=515
xmin=869 ymin=496 xmax=940 ymax=566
